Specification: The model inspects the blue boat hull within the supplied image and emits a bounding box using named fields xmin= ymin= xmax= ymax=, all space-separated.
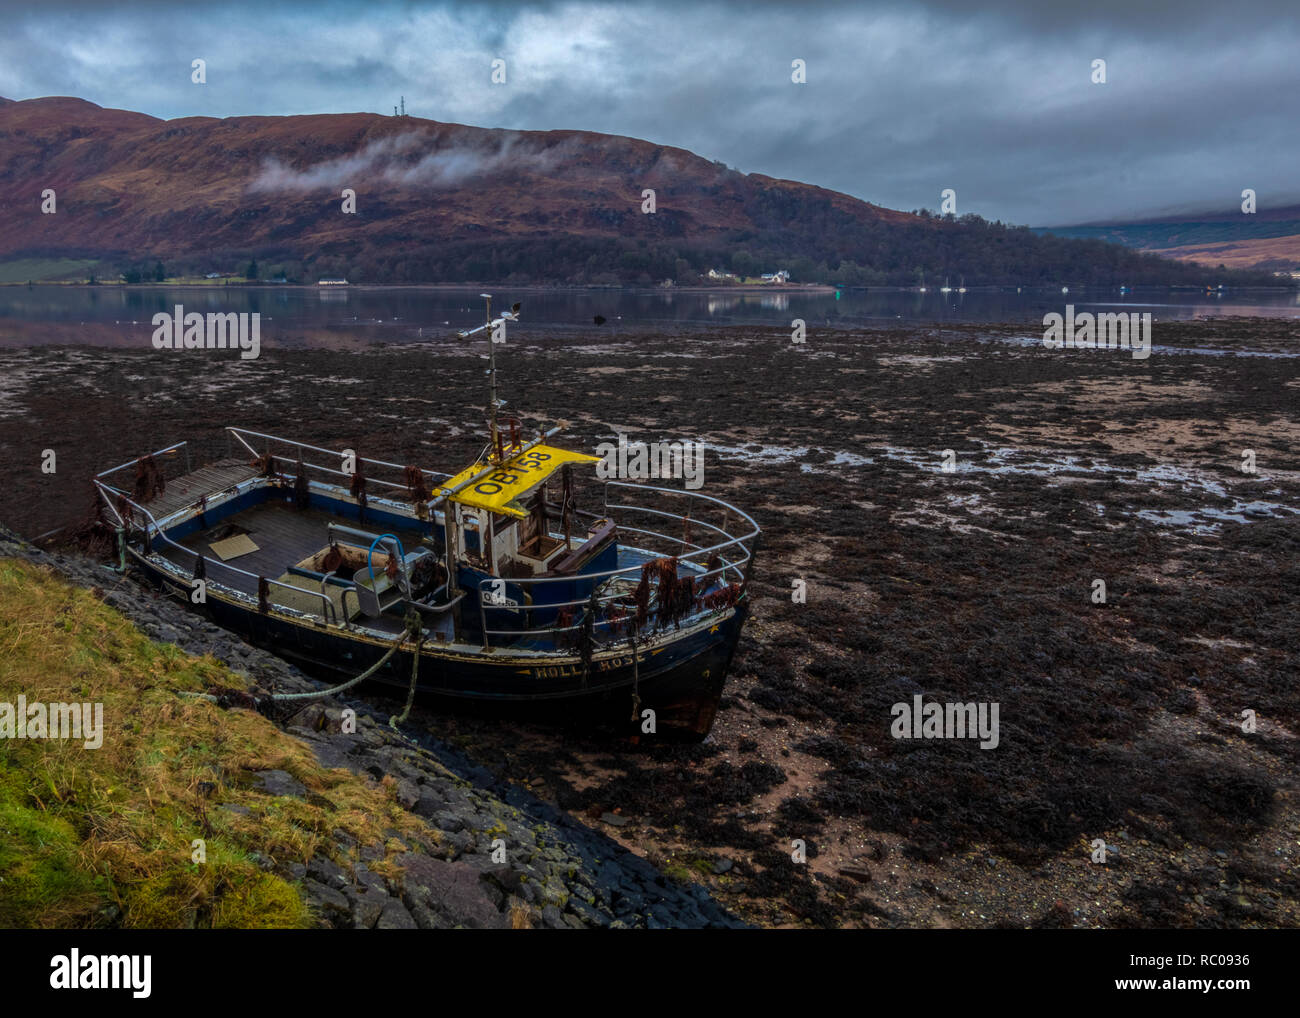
xmin=132 ymin=550 xmax=747 ymax=737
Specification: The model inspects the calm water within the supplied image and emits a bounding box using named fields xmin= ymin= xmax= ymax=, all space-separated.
xmin=1 ymin=284 xmax=1296 ymax=347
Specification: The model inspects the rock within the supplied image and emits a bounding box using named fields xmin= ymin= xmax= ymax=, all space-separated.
xmin=307 ymin=855 xmax=348 ymax=888
xmin=520 ymin=879 xmax=545 ymax=906
xmin=385 ymin=755 xmax=428 ymax=784
xmin=838 ymin=865 xmax=873 ymax=884
xmin=712 ymin=858 xmax=733 ymax=875
xmin=355 ymin=727 xmax=388 ymax=749
xmin=322 ymin=707 xmax=349 ymax=732
xmin=351 ymin=863 xmax=387 ymax=893
xmin=286 ymin=703 xmax=326 ymax=731
xmin=394 ymin=853 xmax=508 ymax=930
xmin=439 ymin=831 xmax=474 ymax=859
xmin=600 ymin=812 xmax=631 ymax=828
xmin=567 ymin=896 xmax=606 ymax=926
xmin=477 ymin=862 xmax=529 ymax=902
xmin=394 ymin=779 xmax=420 ymax=810
xmin=302 ymin=880 xmax=350 ymax=924
xmin=346 ymin=887 xmax=387 ymax=929
xmin=375 ymin=900 xmax=419 ymax=929
xmin=412 ymin=789 xmax=445 ymax=818
xmin=431 ymin=809 xmax=466 ymax=833
xmin=252 ymin=769 xmax=307 ymax=799
xmin=540 ymin=905 xmax=568 ymax=929
xmin=309 ymin=739 xmax=356 ymax=772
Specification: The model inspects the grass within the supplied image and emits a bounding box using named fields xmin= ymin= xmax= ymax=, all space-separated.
xmin=0 ymin=558 xmax=432 ymax=928
xmin=0 ymin=258 xmax=102 ymax=284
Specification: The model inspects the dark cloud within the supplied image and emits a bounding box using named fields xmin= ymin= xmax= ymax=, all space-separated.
xmin=1 ymin=0 xmax=1296 ymax=224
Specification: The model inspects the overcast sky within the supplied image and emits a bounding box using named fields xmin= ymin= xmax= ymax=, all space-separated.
xmin=1 ymin=0 xmax=1297 ymax=225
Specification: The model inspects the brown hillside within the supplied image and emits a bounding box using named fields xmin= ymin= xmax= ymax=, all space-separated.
xmin=1150 ymin=235 xmax=1300 ymax=270
xmin=0 ymin=96 xmax=913 ymax=265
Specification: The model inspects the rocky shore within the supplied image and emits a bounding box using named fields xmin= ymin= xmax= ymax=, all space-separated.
xmin=0 ymin=527 xmax=744 ymax=929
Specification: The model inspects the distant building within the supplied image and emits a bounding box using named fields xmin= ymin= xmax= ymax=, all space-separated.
xmin=707 ymin=268 xmax=736 ymax=280
xmin=317 ymin=278 xmax=350 ymax=286
xmin=205 ymin=272 xmax=222 ymax=279
xmin=759 ymin=270 xmax=790 ymax=283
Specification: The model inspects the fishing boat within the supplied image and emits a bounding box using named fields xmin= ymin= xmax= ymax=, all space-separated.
xmin=91 ymin=298 xmax=759 ymax=738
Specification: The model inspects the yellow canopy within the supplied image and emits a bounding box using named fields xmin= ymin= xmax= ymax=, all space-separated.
xmin=440 ymin=444 xmax=599 ymax=519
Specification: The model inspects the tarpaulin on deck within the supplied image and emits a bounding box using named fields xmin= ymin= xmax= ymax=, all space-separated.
xmin=440 ymin=444 xmax=599 ymax=518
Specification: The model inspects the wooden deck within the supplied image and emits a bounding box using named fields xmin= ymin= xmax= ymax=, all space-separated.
xmin=153 ymin=459 xmax=261 ymax=517
xmin=105 ymin=458 xmax=261 ymax=522
xmin=161 ymin=501 xmax=426 ymax=601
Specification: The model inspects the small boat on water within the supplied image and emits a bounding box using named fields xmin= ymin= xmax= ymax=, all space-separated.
xmin=91 ymin=299 xmax=759 ymax=738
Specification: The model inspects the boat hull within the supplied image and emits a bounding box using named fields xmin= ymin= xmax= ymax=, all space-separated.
xmin=131 ymin=549 xmax=746 ymax=738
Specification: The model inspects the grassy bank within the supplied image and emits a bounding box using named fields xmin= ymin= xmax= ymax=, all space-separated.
xmin=0 ymin=558 xmax=426 ymax=928
xmin=0 ymin=258 xmax=102 ymax=284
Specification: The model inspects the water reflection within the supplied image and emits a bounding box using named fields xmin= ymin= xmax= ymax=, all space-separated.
xmin=0 ymin=283 xmax=1295 ymax=348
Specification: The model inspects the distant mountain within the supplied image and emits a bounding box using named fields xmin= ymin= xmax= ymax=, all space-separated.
xmin=0 ymin=96 xmax=1281 ymax=286
xmin=1036 ymin=204 xmax=1300 ymax=271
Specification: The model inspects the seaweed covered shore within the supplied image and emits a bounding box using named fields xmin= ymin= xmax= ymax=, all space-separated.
xmin=1 ymin=316 xmax=1296 ymax=928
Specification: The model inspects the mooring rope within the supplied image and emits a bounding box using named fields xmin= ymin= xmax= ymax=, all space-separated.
xmin=269 ymin=612 xmax=422 ymax=703
xmin=629 ymin=631 xmax=641 ymax=722
xmin=388 ymin=631 xmax=425 ymax=730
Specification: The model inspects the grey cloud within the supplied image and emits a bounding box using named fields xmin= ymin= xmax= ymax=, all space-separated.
xmin=246 ymin=130 xmax=580 ymax=191
xmin=0 ymin=0 xmax=1296 ymax=225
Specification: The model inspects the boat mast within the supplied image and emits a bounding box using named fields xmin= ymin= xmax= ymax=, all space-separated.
xmin=457 ymin=293 xmax=519 ymax=466
xmin=484 ymin=293 xmax=499 ymax=462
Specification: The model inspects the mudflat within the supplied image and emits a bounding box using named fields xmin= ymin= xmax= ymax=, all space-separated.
xmin=1 ymin=315 xmax=1295 ymax=928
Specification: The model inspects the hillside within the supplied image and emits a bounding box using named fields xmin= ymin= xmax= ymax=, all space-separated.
xmin=0 ymin=96 xmax=1277 ymax=286
xmin=1037 ymin=204 xmax=1300 ymax=272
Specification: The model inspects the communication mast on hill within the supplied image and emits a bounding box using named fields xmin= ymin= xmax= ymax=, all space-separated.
xmin=400 ymin=96 xmax=406 ymax=116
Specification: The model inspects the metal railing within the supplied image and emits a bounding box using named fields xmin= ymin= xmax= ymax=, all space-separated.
xmin=95 ymin=477 xmax=341 ymax=628
xmin=95 ymin=440 xmax=193 ymax=489
xmin=226 ymin=427 xmax=451 ymax=501
xmin=475 ymin=480 xmax=759 ymax=649
xmin=92 ymin=431 xmax=451 ymax=633
xmin=94 ymin=438 xmax=761 ymax=652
